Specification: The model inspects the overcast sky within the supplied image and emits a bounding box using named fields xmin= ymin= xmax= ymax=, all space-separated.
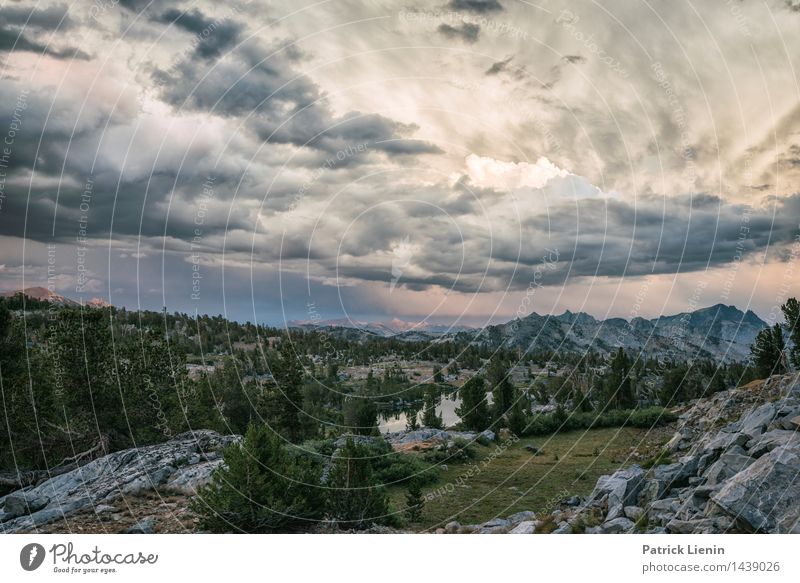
xmin=0 ymin=0 xmax=799 ymax=327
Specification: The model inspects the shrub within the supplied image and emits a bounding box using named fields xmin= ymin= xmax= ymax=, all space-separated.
xmin=192 ymin=425 xmax=324 ymax=533
xmin=373 ymin=452 xmax=438 ymax=486
xmin=521 ymin=406 xmax=677 ymax=437
xmin=422 ymin=438 xmax=476 ymax=463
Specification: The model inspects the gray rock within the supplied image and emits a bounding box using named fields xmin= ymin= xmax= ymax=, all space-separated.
xmin=474 ymin=525 xmax=509 ymax=534
xmin=584 ymin=526 xmax=603 ymax=534
xmin=739 ymin=402 xmax=776 ymax=438
xmin=653 ymin=457 xmax=698 ymax=490
xmin=444 ymin=521 xmax=461 ymax=534
xmin=552 ymin=521 xmax=572 ymax=534
xmin=711 ymin=444 xmax=800 ymax=533
xmin=127 ymin=516 xmax=156 ymax=534
xmin=3 ymin=493 xmax=50 ymax=518
xmin=646 ymin=498 xmax=679 ymax=526
xmin=94 ymin=504 xmax=116 ymax=514
xmin=600 ymin=517 xmax=634 ymax=533
xmin=692 ymin=484 xmax=721 ymax=499
xmin=165 ymin=460 xmax=223 ymax=494
xmin=702 ymin=451 xmax=755 ymax=485
xmin=481 ymin=517 xmax=510 ymax=529
xmin=666 ymin=516 xmax=733 ymax=534
xmin=746 ymin=430 xmax=800 ymax=457
xmin=506 ymin=510 xmax=536 ymax=525
xmin=637 ymin=479 xmax=661 ymax=506
xmin=509 ymin=520 xmax=536 ymax=534
xmin=385 ymin=429 xmax=489 ymax=448
xmin=702 ymin=431 xmax=749 ymax=454
xmin=589 ymin=465 xmax=645 ymax=521
xmin=624 ymin=506 xmax=644 ymax=522
xmin=480 ymin=430 xmax=496 ymax=442
xmin=0 ymin=430 xmax=239 ymax=533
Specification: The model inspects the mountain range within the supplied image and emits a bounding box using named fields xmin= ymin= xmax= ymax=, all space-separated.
xmin=2 ymin=287 xmax=768 ymax=362
xmin=478 ymin=304 xmax=768 ymax=362
xmin=291 ymin=304 xmax=768 ymax=362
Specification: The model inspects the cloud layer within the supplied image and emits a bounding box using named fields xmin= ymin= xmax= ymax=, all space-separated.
xmin=0 ymin=0 xmax=799 ymax=324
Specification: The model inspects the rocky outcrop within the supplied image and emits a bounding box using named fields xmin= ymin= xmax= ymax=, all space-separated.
xmin=0 ymin=430 xmax=239 ymax=533
xmin=385 ymin=428 xmax=496 ymax=452
xmin=569 ymin=374 xmax=800 ymax=534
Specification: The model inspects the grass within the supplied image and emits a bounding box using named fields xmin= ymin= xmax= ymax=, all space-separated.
xmin=387 ymin=425 xmax=670 ymax=531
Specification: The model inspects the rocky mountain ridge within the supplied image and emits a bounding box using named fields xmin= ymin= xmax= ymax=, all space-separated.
xmin=484 ymin=303 xmax=767 ymax=362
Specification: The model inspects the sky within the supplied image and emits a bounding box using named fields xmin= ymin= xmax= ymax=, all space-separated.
xmin=0 ymin=0 xmax=799 ymax=328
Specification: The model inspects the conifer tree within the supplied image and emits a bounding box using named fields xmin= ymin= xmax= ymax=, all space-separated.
xmin=751 ymin=324 xmax=786 ymax=378
xmin=326 ymin=437 xmax=389 ymax=529
xmin=782 ymin=298 xmax=800 ymax=367
xmin=405 ymin=407 xmax=419 ymax=431
xmin=404 ymin=478 xmax=424 ymax=523
xmin=487 ymin=357 xmax=514 ymax=421
xmin=457 ymin=376 xmax=490 ymax=431
xmin=193 ymin=425 xmax=324 ymax=533
xmin=273 ymin=340 xmax=305 ymax=442
xmin=421 ymin=386 xmax=443 ymax=429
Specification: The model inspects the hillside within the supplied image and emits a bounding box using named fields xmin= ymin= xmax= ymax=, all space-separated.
xmin=444 ymin=373 xmax=800 ymax=534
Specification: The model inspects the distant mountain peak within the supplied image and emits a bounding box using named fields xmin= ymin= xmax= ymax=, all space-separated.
xmin=288 ymin=317 xmax=475 ymax=337
xmin=1 ymin=286 xmax=112 ymax=309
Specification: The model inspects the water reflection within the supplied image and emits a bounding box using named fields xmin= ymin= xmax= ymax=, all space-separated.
xmin=378 ymin=392 xmax=493 ymax=433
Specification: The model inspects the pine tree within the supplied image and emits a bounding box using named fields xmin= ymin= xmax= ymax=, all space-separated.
xmin=506 ymin=390 xmax=528 ymax=436
xmin=326 ymin=437 xmax=389 ymax=529
xmin=405 ymin=407 xmax=419 ymax=431
xmin=404 ymin=478 xmax=424 ymax=523
xmin=433 ymin=366 xmax=444 ymax=384
xmin=606 ymin=348 xmax=636 ymax=410
xmin=273 ymin=340 xmax=305 ymax=442
xmin=344 ymin=396 xmax=378 ymax=435
xmin=457 ymin=376 xmax=490 ymax=431
xmin=192 ymin=424 xmax=324 ymax=533
xmin=782 ymin=298 xmax=800 ymax=367
xmin=421 ymin=385 xmax=443 ymax=429
xmin=751 ymin=324 xmax=786 ymax=378
xmin=488 ymin=357 xmax=514 ymax=421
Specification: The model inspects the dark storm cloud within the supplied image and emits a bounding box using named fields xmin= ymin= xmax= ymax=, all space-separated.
xmin=0 ymin=3 xmax=89 ymax=61
xmin=119 ymin=0 xmax=158 ymax=12
xmin=447 ymin=0 xmax=504 ymax=13
xmin=0 ymin=27 xmax=89 ymax=60
xmin=509 ymin=193 xmax=800 ymax=284
xmin=155 ymin=8 xmax=243 ymax=59
xmin=437 ymin=23 xmax=480 ymax=43
xmin=280 ymin=190 xmax=800 ymax=295
xmin=154 ymin=38 xmax=319 ymax=116
xmin=0 ymin=4 xmax=74 ymax=30
xmin=154 ymin=34 xmax=440 ymax=157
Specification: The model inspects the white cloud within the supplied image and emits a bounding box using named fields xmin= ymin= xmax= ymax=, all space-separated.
xmin=464 ymin=154 xmax=569 ymax=190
